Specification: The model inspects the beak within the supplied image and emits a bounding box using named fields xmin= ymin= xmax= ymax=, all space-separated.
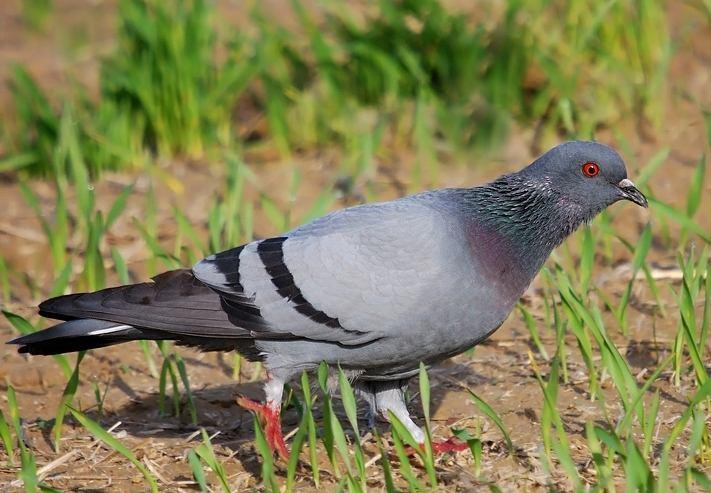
xmin=617 ymin=178 xmax=648 ymax=208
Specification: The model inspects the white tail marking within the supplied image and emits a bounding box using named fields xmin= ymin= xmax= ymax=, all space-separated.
xmin=86 ymin=324 xmax=132 ymax=336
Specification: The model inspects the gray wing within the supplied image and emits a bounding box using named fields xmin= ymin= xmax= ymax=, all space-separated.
xmin=38 ymin=269 xmax=271 ymax=337
xmin=193 ymin=193 xmax=473 ymax=346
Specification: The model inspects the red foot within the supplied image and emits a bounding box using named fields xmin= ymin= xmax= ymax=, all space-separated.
xmin=430 ymin=437 xmax=469 ymax=454
xmin=237 ymin=395 xmax=289 ymax=459
xmin=406 ymin=437 xmax=469 ymax=456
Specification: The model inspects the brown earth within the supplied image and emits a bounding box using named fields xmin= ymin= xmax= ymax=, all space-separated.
xmin=1 ymin=1 xmax=711 ymax=491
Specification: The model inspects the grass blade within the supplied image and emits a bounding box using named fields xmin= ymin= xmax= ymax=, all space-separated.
xmin=467 ymin=390 xmax=513 ymax=453
xmin=3 ymin=310 xmax=72 ymax=378
xmin=187 ymin=450 xmax=208 ymax=492
xmin=68 ymin=407 xmax=158 ymax=493
xmin=0 ymin=409 xmax=14 ymax=466
xmin=193 ymin=429 xmax=231 ymax=493
xmin=52 ymin=352 xmax=86 ymax=452
xmin=253 ymin=418 xmax=279 ymax=492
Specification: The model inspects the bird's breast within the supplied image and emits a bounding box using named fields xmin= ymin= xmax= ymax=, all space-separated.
xmin=464 ymin=221 xmax=534 ymax=308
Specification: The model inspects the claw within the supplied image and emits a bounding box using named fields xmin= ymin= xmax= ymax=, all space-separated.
xmin=237 ymin=395 xmax=289 ymax=459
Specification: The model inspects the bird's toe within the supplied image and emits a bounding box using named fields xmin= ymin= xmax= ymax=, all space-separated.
xmin=237 ymin=394 xmax=289 ymax=459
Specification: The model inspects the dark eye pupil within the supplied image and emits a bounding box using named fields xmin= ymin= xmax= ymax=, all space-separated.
xmin=582 ymin=162 xmax=599 ymax=177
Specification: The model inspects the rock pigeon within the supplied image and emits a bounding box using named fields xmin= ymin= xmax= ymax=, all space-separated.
xmin=9 ymin=141 xmax=648 ymax=457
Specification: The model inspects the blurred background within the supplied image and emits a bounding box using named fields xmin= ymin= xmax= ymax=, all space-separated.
xmin=0 ymin=0 xmax=710 ymax=491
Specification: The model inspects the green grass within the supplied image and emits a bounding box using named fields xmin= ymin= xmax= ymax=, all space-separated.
xmin=101 ymin=0 xmax=255 ymax=158
xmin=0 ymin=0 xmax=671 ymax=176
xmin=2 ymin=385 xmax=63 ymax=492
xmin=3 ymin=311 xmax=72 ymax=378
xmin=20 ymin=0 xmax=53 ymax=30
xmin=69 ymin=407 xmax=159 ymax=492
xmin=191 ymin=429 xmax=231 ymax=492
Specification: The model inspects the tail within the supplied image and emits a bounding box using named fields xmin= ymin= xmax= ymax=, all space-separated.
xmin=7 ymin=269 xmax=262 ymax=358
xmin=8 ymin=319 xmax=165 ymax=355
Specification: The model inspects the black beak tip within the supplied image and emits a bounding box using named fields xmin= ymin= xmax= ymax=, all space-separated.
xmin=625 ymin=188 xmax=648 ymax=208
xmin=618 ymin=179 xmax=648 ymax=208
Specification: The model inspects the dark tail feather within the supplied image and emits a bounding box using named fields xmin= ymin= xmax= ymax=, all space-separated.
xmin=7 ymin=318 xmax=166 ymax=355
xmin=35 ymin=269 xmax=260 ymax=337
xmin=9 ymin=269 xmax=266 ymax=359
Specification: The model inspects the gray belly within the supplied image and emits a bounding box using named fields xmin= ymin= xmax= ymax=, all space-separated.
xmin=256 ymin=280 xmax=518 ymax=381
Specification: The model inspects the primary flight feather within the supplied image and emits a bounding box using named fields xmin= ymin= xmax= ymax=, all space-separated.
xmin=9 ymin=140 xmax=648 ymax=457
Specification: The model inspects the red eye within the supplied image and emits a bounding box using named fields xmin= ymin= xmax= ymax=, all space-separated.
xmin=582 ymin=162 xmax=600 ymax=177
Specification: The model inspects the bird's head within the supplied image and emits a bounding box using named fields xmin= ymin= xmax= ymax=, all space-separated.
xmin=522 ymin=140 xmax=648 ymax=214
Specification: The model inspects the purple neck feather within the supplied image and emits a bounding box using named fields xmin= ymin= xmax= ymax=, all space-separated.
xmin=461 ymin=173 xmax=593 ymax=282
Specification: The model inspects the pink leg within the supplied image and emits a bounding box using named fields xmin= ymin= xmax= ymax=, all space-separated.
xmin=237 ymin=395 xmax=289 ymax=459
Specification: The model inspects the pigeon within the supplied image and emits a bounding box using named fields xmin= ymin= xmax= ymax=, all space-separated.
xmin=9 ymin=140 xmax=648 ymax=457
